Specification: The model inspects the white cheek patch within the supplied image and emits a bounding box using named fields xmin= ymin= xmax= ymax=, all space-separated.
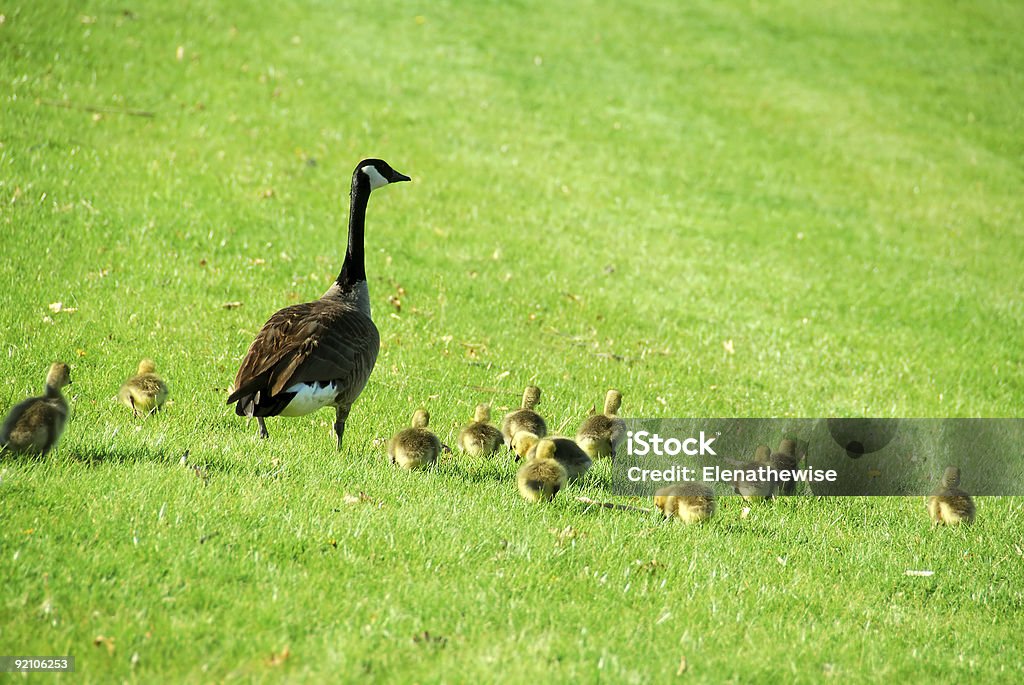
xmin=361 ymin=165 xmax=389 ymax=190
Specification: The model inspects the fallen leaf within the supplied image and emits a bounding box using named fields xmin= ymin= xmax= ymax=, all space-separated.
xmin=267 ymin=646 xmax=290 ymax=666
xmin=723 ymin=339 xmax=735 ymax=354
xmin=222 ymin=301 xmax=243 ymax=309
xmin=93 ymin=635 xmax=116 ymax=655
xmin=905 ymin=570 xmax=935 ymax=577
xmin=676 ymin=655 xmax=687 ymax=675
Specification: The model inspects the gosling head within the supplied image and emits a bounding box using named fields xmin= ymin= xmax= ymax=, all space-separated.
xmin=522 ymin=386 xmax=542 ymax=409
xmin=511 ymin=431 xmax=540 ymax=460
xmin=534 ymin=438 xmax=558 ymax=462
xmin=411 ymin=408 xmax=430 ymax=429
xmin=137 ymin=359 xmax=157 ymax=375
xmin=753 ymin=444 xmax=771 ymax=463
xmin=355 ymin=158 xmax=411 ymax=192
xmin=777 ymin=439 xmax=797 ymax=456
xmin=472 ymin=404 xmax=491 ymax=423
xmin=46 ymin=362 xmax=72 ymax=389
xmin=603 ymin=389 xmax=622 ymax=415
xmin=941 ymin=466 xmax=961 ymax=489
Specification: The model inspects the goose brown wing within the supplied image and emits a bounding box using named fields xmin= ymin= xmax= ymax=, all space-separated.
xmin=286 ymin=305 xmax=380 ymax=403
xmin=227 ymin=300 xmax=379 ymax=404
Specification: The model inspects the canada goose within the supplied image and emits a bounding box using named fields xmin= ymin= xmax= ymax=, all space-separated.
xmin=517 ymin=441 xmax=568 ymax=502
xmin=524 ymin=436 xmax=592 ymax=481
xmin=387 ymin=409 xmax=441 ymax=470
xmin=575 ymin=389 xmax=627 ymax=459
xmin=500 ymin=386 xmax=547 ymax=446
xmin=0 ymin=362 xmax=72 ymax=456
xmin=510 ymin=430 xmax=540 ymax=461
xmin=457 ymin=404 xmax=503 ymax=457
xmin=723 ymin=446 xmax=777 ymax=502
xmin=765 ymin=439 xmax=801 ymax=495
xmin=226 ymin=159 xmax=410 ymax=447
xmin=118 ymin=359 xmax=169 ymax=416
xmin=654 ymin=483 xmax=717 ymax=524
xmin=927 ymin=466 xmax=976 ymax=526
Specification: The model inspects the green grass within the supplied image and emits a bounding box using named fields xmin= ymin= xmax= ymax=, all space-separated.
xmin=2 ymin=0 xmax=1023 ymax=681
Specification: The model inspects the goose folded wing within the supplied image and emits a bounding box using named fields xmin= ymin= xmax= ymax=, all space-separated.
xmin=281 ymin=311 xmax=380 ymax=396
xmin=228 ymin=303 xmax=379 ymax=403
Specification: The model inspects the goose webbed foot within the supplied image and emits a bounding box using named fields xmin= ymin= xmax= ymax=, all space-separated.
xmin=257 ymin=417 xmax=269 ymax=439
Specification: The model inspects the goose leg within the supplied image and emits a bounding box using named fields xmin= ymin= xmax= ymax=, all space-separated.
xmin=334 ymin=406 xmax=351 ymax=450
xmin=257 ymin=417 xmax=269 ymax=439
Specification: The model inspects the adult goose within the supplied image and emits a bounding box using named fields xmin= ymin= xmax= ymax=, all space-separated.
xmin=227 ymin=158 xmax=410 ymax=447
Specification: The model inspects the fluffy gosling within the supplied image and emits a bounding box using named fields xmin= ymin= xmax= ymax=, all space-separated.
xmin=500 ymin=386 xmax=547 ymax=446
xmin=654 ymin=483 xmax=717 ymax=524
xmin=927 ymin=466 xmax=975 ymax=526
xmin=0 ymin=362 xmax=72 ymax=456
xmin=724 ymin=446 xmax=777 ymax=502
xmin=387 ymin=409 xmax=441 ymax=470
xmin=457 ymin=404 xmax=503 ymax=457
xmin=517 ymin=449 xmax=568 ymax=503
xmin=118 ymin=359 xmax=169 ymax=416
xmin=575 ymin=389 xmax=627 ymax=459
xmin=525 ymin=436 xmax=592 ymax=481
xmin=762 ymin=439 xmax=801 ymax=495
xmin=511 ymin=430 xmax=540 ymax=461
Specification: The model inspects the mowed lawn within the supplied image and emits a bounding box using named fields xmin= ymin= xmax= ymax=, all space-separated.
xmin=2 ymin=0 xmax=1023 ymax=682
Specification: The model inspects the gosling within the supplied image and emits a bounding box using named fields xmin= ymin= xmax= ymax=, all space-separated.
xmin=724 ymin=446 xmax=777 ymax=502
xmin=762 ymin=439 xmax=801 ymax=496
xmin=654 ymin=483 xmax=717 ymax=524
xmin=927 ymin=466 xmax=975 ymax=526
xmin=575 ymin=389 xmax=627 ymax=459
xmin=387 ymin=409 xmax=441 ymax=470
xmin=510 ymin=430 xmax=540 ymax=461
xmin=524 ymin=436 xmax=592 ymax=481
xmin=457 ymin=404 xmax=503 ymax=457
xmin=0 ymin=362 xmax=72 ymax=456
xmin=118 ymin=359 xmax=169 ymax=416
xmin=500 ymin=386 xmax=547 ymax=446
xmin=517 ymin=452 xmax=568 ymax=503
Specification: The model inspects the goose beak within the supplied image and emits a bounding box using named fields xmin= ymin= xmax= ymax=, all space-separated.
xmin=392 ymin=172 xmax=412 ymax=183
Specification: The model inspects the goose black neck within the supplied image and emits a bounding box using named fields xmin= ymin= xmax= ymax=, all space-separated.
xmin=336 ymin=173 xmax=370 ymax=287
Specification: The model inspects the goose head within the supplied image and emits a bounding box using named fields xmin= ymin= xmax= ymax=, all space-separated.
xmin=46 ymin=362 xmax=72 ymax=389
xmin=472 ymin=403 xmax=491 ymax=423
xmin=511 ymin=430 xmax=539 ymax=460
xmin=753 ymin=444 xmax=771 ymax=463
xmin=411 ymin=408 xmax=430 ymax=429
xmin=521 ymin=386 xmax=541 ymax=409
xmin=534 ymin=438 xmax=558 ymax=462
xmin=355 ymin=158 xmax=411 ymax=191
xmin=603 ymin=389 xmax=622 ymax=415
xmin=941 ymin=466 xmax=961 ymax=489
